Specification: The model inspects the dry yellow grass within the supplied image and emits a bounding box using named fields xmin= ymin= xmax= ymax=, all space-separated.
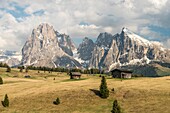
xmin=0 ymin=67 xmax=170 ymax=113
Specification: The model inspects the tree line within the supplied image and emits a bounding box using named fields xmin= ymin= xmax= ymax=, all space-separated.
xmin=27 ymin=66 xmax=104 ymax=74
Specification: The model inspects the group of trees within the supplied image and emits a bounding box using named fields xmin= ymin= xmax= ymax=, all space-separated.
xmin=27 ymin=66 xmax=69 ymax=73
xmin=0 ymin=62 xmax=9 ymax=68
xmin=0 ymin=62 xmax=11 ymax=72
xmin=27 ymin=65 xmax=103 ymax=74
xmin=100 ymin=76 xmax=122 ymax=113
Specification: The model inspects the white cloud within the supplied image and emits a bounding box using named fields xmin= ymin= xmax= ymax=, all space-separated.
xmin=163 ymin=39 xmax=170 ymax=48
xmin=148 ymin=0 xmax=168 ymax=9
xmin=0 ymin=0 xmax=170 ymax=51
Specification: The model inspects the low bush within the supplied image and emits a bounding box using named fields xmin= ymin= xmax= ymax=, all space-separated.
xmin=53 ymin=97 xmax=60 ymax=105
xmin=0 ymin=76 xmax=3 ymax=84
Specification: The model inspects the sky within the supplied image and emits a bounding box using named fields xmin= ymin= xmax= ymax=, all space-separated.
xmin=0 ymin=0 xmax=170 ymax=51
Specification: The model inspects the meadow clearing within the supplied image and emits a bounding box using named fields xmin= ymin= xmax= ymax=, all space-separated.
xmin=0 ymin=68 xmax=170 ymax=113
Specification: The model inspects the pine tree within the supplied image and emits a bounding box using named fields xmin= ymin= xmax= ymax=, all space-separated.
xmin=99 ymin=76 xmax=109 ymax=98
xmin=0 ymin=76 xmax=3 ymax=84
xmin=19 ymin=67 xmax=23 ymax=72
xmin=6 ymin=66 xmax=11 ymax=72
xmin=111 ymin=100 xmax=122 ymax=113
xmin=1 ymin=94 xmax=9 ymax=107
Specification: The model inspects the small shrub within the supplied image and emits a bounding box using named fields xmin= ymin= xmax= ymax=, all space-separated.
xmin=20 ymin=68 xmax=23 ymax=72
xmin=111 ymin=100 xmax=122 ymax=113
xmin=0 ymin=76 xmax=3 ymax=85
xmin=25 ymin=68 xmax=28 ymax=73
xmin=1 ymin=94 xmax=9 ymax=107
xmin=53 ymin=97 xmax=60 ymax=105
xmin=99 ymin=76 xmax=109 ymax=98
xmin=6 ymin=66 xmax=11 ymax=72
xmin=111 ymin=88 xmax=115 ymax=92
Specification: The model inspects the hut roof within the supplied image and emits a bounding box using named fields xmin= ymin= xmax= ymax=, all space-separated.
xmin=110 ymin=69 xmax=133 ymax=73
xmin=70 ymin=72 xmax=81 ymax=76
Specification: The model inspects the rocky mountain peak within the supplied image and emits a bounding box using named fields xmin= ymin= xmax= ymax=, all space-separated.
xmin=96 ymin=32 xmax=113 ymax=47
xmin=34 ymin=23 xmax=57 ymax=41
xmin=56 ymin=32 xmax=76 ymax=56
xmin=21 ymin=23 xmax=170 ymax=71
xmin=21 ymin=23 xmax=80 ymax=68
xmin=81 ymin=37 xmax=93 ymax=44
xmin=122 ymin=27 xmax=129 ymax=33
xmin=77 ymin=37 xmax=95 ymax=61
xmin=120 ymin=27 xmax=152 ymax=47
xmin=90 ymin=27 xmax=170 ymax=70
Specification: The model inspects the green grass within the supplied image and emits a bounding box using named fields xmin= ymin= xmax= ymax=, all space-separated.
xmin=0 ymin=73 xmax=10 ymax=77
xmin=0 ymin=67 xmax=170 ymax=113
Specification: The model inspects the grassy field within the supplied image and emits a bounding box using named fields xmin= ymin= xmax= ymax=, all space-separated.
xmin=0 ymin=67 xmax=170 ymax=113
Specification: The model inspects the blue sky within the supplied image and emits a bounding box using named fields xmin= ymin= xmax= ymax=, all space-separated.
xmin=0 ymin=0 xmax=170 ymax=50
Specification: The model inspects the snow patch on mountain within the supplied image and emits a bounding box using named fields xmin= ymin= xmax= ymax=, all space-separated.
xmin=123 ymin=27 xmax=152 ymax=46
xmin=0 ymin=50 xmax=22 ymax=66
xmin=72 ymin=49 xmax=84 ymax=64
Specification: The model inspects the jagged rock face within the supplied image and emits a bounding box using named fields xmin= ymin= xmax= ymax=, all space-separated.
xmin=22 ymin=23 xmax=170 ymax=70
xmin=89 ymin=33 xmax=115 ymax=68
xmin=77 ymin=37 xmax=95 ymax=61
xmin=95 ymin=32 xmax=113 ymax=47
xmin=56 ymin=31 xmax=76 ymax=56
xmin=21 ymin=23 xmax=80 ymax=68
xmin=89 ymin=28 xmax=170 ymax=70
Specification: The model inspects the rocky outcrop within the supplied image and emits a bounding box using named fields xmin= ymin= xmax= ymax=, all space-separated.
xmin=21 ymin=23 xmax=81 ymax=68
xmin=89 ymin=28 xmax=170 ymax=71
xmin=56 ymin=31 xmax=76 ymax=56
xmin=77 ymin=37 xmax=95 ymax=61
xmin=21 ymin=23 xmax=170 ymax=70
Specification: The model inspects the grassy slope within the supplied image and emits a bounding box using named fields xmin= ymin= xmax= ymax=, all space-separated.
xmin=126 ymin=64 xmax=170 ymax=77
xmin=0 ymin=68 xmax=170 ymax=113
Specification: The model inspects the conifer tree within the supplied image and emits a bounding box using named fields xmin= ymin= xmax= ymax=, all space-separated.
xmin=1 ymin=94 xmax=9 ymax=107
xmin=99 ymin=76 xmax=109 ymax=98
xmin=6 ymin=66 xmax=11 ymax=72
xmin=111 ymin=100 xmax=122 ymax=113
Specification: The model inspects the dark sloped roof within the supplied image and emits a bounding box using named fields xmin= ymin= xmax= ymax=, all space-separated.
xmin=110 ymin=69 xmax=133 ymax=73
xmin=70 ymin=72 xmax=81 ymax=76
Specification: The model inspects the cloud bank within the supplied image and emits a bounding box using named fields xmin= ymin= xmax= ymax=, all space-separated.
xmin=0 ymin=0 xmax=170 ymax=51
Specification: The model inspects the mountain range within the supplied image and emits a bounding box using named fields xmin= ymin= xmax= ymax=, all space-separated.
xmin=2 ymin=23 xmax=170 ymax=76
xmin=0 ymin=50 xmax=21 ymax=67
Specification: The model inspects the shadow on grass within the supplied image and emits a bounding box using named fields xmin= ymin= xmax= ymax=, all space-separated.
xmin=89 ymin=89 xmax=100 ymax=97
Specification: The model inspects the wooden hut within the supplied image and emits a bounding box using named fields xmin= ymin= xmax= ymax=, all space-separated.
xmin=70 ymin=72 xmax=81 ymax=79
xmin=110 ymin=69 xmax=132 ymax=79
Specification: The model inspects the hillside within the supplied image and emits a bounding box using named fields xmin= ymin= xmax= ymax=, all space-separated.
xmin=123 ymin=63 xmax=170 ymax=77
xmin=0 ymin=68 xmax=170 ymax=113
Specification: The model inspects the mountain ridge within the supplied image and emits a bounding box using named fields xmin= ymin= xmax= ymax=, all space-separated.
xmin=14 ymin=23 xmax=170 ymax=73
